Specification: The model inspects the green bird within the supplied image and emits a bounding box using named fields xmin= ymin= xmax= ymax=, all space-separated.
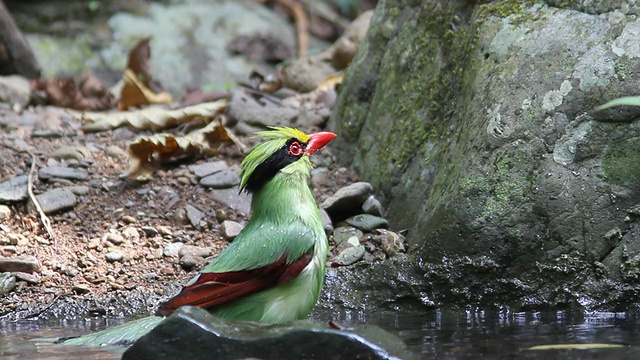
xmin=63 ymin=127 xmax=336 ymax=346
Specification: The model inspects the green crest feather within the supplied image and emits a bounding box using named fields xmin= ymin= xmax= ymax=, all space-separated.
xmin=239 ymin=127 xmax=310 ymax=191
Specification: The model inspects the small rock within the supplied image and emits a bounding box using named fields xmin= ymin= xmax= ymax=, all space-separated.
xmin=64 ymin=185 xmax=90 ymax=196
xmin=140 ymin=226 xmax=158 ymax=236
xmin=179 ymin=255 xmax=201 ymax=270
xmin=87 ymin=238 xmax=101 ymax=250
xmin=189 ymin=161 xmax=228 ymax=178
xmin=106 ymin=251 xmax=125 ymax=263
xmin=0 ymin=255 xmax=41 ymax=273
xmin=103 ymin=233 xmax=125 ymax=245
xmin=31 ymin=188 xmax=77 ymax=215
xmin=321 ymin=182 xmax=373 ymax=221
xmin=332 ymin=245 xmax=366 ymax=266
xmin=0 ymin=75 xmax=31 ymax=109
xmin=72 ymin=284 xmax=91 ymax=294
xmin=14 ymin=271 xmax=41 ymax=285
xmin=122 ymin=226 xmax=140 ymax=241
xmin=179 ymin=245 xmax=212 ymax=258
xmin=49 ymin=145 xmax=92 ymax=161
xmin=0 ymin=272 xmax=16 ymax=295
xmin=185 ymin=204 xmax=205 ymax=229
xmin=332 ymin=227 xmax=363 ymax=246
xmin=104 ymin=145 xmax=128 ymax=159
xmin=0 ymin=205 xmax=10 ymax=220
xmin=0 ymin=175 xmax=28 ymax=202
xmin=200 ymin=170 xmax=240 ymax=189
xmin=2 ymin=245 xmax=17 ymax=253
xmin=177 ymin=177 xmax=191 ymax=185
xmin=121 ymin=215 xmax=137 ymax=224
xmin=362 ymin=195 xmax=384 ymax=217
xmin=220 ymin=220 xmax=244 ymax=241
xmin=164 ymin=242 xmax=184 ymax=257
xmin=158 ymin=226 xmax=172 ymax=236
xmin=209 ymin=188 xmax=251 ymax=215
xmin=320 ymin=209 xmax=333 ymax=237
xmin=215 ymin=209 xmax=228 ymax=222
xmin=39 ymin=166 xmax=89 ymax=181
xmin=344 ymin=214 xmax=388 ymax=232
xmin=173 ymin=208 xmax=187 ymax=225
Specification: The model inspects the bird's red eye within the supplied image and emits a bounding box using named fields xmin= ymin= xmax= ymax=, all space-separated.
xmin=288 ymin=141 xmax=303 ymax=156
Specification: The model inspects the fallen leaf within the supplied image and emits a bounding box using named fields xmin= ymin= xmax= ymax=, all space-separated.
xmin=527 ymin=343 xmax=625 ymax=351
xmin=124 ymin=118 xmax=239 ymax=181
xmin=80 ymin=100 xmax=226 ymax=132
xmin=119 ymin=68 xmax=173 ymax=110
xmin=127 ymin=38 xmax=152 ymax=86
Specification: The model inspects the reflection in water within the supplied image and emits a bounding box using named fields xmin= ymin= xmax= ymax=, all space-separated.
xmin=2 ymin=310 xmax=639 ymax=359
xmin=312 ymin=308 xmax=640 ymax=359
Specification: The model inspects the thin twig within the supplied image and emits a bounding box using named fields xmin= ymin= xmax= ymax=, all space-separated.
xmin=27 ymin=153 xmax=55 ymax=243
xmin=258 ymin=0 xmax=309 ymax=57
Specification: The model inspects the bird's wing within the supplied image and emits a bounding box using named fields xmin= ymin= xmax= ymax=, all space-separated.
xmin=156 ymin=219 xmax=318 ymax=316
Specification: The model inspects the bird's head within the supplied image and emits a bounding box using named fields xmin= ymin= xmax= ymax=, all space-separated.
xmin=239 ymin=127 xmax=337 ymax=193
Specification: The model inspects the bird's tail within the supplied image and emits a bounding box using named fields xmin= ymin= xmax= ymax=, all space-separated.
xmin=59 ymin=316 xmax=164 ymax=347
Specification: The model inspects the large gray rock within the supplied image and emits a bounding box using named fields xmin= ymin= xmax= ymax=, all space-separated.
xmin=123 ymin=306 xmax=415 ymax=360
xmin=328 ymin=0 xmax=640 ymax=308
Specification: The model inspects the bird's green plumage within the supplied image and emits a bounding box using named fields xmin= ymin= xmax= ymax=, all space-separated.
xmin=60 ymin=126 xmax=331 ymax=346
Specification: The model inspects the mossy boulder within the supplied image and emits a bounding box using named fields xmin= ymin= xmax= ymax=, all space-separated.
xmin=327 ymin=0 xmax=640 ymax=309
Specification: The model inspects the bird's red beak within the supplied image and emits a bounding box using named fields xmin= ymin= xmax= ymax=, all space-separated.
xmin=305 ymin=131 xmax=337 ymax=155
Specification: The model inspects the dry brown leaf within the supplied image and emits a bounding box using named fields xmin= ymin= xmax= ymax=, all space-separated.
xmin=124 ymin=118 xmax=237 ymax=181
xmin=127 ymin=38 xmax=152 ymax=86
xmin=80 ymin=100 xmax=227 ymax=133
xmin=119 ymin=68 xmax=173 ymax=110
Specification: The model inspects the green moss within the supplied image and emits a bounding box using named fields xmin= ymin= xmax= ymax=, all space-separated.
xmin=602 ymin=137 xmax=640 ymax=186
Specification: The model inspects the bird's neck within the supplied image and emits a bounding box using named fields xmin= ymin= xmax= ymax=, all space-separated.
xmin=250 ymin=160 xmax=319 ymax=224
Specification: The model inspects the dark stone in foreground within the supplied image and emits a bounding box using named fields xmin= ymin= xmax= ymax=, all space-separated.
xmin=123 ymin=307 xmax=415 ymax=360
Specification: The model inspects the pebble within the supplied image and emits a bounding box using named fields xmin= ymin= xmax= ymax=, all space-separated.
xmin=121 ymin=215 xmax=137 ymax=224
xmin=221 ymin=220 xmax=244 ymax=241
xmin=103 ymin=233 xmax=125 ymax=245
xmin=200 ymin=169 xmax=240 ymax=189
xmin=215 ymin=209 xmax=228 ymax=222
xmin=158 ymin=226 xmax=172 ymax=236
xmin=140 ymin=226 xmax=158 ymax=236
xmin=49 ymin=145 xmax=92 ymax=160
xmin=321 ymin=182 xmax=373 ymax=220
xmin=320 ymin=209 xmax=333 ymax=237
xmin=332 ymin=245 xmax=366 ymax=266
xmin=177 ymin=177 xmax=191 ymax=185
xmin=104 ymin=145 xmax=128 ymax=159
xmin=163 ymin=242 xmax=184 ymax=257
xmin=72 ymin=284 xmax=91 ymax=294
xmin=32 ymin=188 xmax=77 ymax=214
xmin=105 ymin=251 xmax=125 ymax=263
xmin=189 ymin=161 xmax=228 ymax=178
xmin=14 ymin=271 xmax=41 ymax=285
xmin=332 ymin=226 xmax=363 ymax=246
xmin=39 ymin=166 xmax=89 ymax=181
xmin=122 ymin=226 xmax=140 ymax=241
xmin=344 ymin=214 xmax=389 ymax=232
xmin=179 ymin=255 xmax=201 ymax=270
xmin=362 ymin=195 xmax=384 ymax=217
xmin=64 ymin=185 xmax=90 ymax=196
xmin=310 ymin=167 xmax=330 ymax=188
xmin=178 ymin=245 xmax=212 ymax=258
xmin=0 ymin=205 xmax=10 ymax=220
xmin=0 ymin=272 xmax=16 ymax=295
xmin=0 ymin=175 xmax=28 ymax=202
xmin=0 ymin=75 xmax=31 ymax=109
xmin=0 ymin=255 xmax=41 ymax=273
xmin=185 ymin=204 xmax=205 ymax=228
xmin=87 ymin=238 xmax=101 ymax=250
xmin=209 ymin=188 xmax=251 ymax=215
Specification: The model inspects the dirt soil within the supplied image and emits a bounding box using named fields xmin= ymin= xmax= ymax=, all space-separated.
xmin=0 ymin=105 xmax=357 ymax=321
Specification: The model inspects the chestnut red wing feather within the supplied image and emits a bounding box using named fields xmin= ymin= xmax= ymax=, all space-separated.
xmin=156 ymin=253 xmax=311 ymax=316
